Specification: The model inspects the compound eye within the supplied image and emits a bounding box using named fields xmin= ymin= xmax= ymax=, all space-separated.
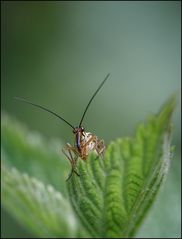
xmin=73 ymin=128 xmax=77 ymax=134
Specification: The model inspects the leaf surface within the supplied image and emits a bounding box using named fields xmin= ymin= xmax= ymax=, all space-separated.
xmin=67 ymin=96 xmax=176 ymax=238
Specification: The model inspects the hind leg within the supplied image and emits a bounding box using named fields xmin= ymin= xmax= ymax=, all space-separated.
xmin=95 ymin=139 xmax=105 ymax=159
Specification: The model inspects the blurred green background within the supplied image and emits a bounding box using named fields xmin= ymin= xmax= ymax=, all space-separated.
xmin=1 ymin=1 xmax=181 ymax=238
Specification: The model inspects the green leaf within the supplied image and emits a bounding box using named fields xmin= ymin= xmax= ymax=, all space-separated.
xmin=1 ymin=165 xmax=77 ymax=237
xmin=67 ymin=95 xmax=176 ymax=238
xmin=1 ymin=113 xmax=68 ymax=195
xmin=1 ymin=113 xmax=90 ymax=238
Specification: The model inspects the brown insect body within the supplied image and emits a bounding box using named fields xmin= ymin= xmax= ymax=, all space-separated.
xmin=74 ymin=127 xmax=105 ymax=159
xmin=62 ymin=126 xmax=105 ymax=180
xmin=73 ymin=127 xmax=85 ymax=153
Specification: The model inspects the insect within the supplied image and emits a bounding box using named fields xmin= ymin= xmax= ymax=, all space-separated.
xmin=14 ymin=73 xmax=110 ymax=180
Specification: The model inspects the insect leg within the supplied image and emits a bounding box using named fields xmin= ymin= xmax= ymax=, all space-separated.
xmin=80 ymin=135 xmax=96 ymax=159
xmin=90 ymin=138 xmax=105 ymax=160
xmin=62 ymin=143 xmax=80 ymax=181
xmin=96 ymin=139 xmax=105 ymax=156
xmin=81 ymin=135 xmax=104 ymax=159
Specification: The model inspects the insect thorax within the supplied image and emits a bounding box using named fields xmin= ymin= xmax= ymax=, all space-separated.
xmin=81 ymin=132 xmax=97 ymax=151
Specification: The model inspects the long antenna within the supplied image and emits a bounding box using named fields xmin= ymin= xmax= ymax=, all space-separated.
xmin=79 ymin=73 xmax=110 ymax=127
xmin=13 ymin=97 xmax=75 ymax=129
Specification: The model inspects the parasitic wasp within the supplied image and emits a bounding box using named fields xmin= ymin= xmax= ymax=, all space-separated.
xmin=14 ymin=73 xmax=110 ymax=180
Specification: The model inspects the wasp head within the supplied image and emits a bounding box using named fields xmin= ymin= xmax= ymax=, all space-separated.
xmin=73 ymin=126 xmax=85 ymax=134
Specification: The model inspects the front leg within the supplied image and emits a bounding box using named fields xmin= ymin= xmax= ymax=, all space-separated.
xmin=62 ymin=143 xmax=80 ymax=181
